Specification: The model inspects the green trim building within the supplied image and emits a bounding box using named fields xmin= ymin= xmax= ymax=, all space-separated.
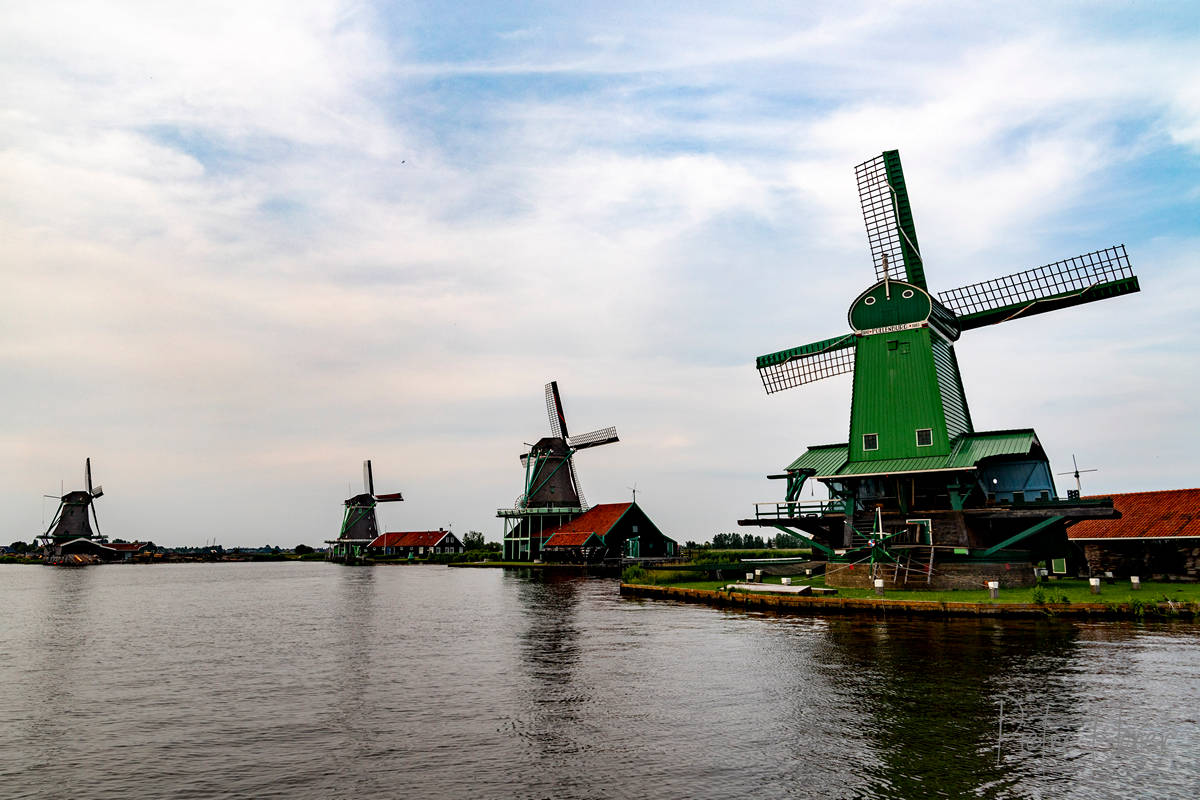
xmin=741 ymin=151 xmax=1139 ymax=589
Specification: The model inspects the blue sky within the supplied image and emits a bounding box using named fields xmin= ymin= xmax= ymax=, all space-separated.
xmin=2 ymin=1 xmax=1198 ymax=547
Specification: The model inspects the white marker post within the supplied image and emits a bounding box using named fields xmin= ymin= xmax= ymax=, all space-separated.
xmin=1090 ymin=577 xmax=1101 ymax=595
xmin=987 ymin=581 xmax=1000 ymax=600
xmin=874 ymin=578 xmax=885 ymax=596
xmin=1131 ymin=575 xmax=1141 ymax=591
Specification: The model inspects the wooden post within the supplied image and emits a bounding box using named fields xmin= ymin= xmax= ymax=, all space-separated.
xmin=1130 ymin=575 xmax=1141 ymax=591
xmin=874 ymin=578 xmax=885 ymax=596
xmin=1089 ymin=577 xmax=1101 ymax=594
xmin=987 ymin=581 xmax=999 ymax=600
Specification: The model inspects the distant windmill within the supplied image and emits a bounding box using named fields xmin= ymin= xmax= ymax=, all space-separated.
xmin=328 ymin=460 xmax=403 ymax=563
xmin=40 ymin=458 xmax=105 ymax=547
xmin=1057 ymin=454 xmax=1098 ymax=498
xmin=515 ymin=381 xmax=619 ymax=511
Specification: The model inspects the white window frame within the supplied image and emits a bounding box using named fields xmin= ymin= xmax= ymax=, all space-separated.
xmin=863 ymin=433 xmax=879 ymax=451
xmin=915 ymin=428 xmax=933 ymax=447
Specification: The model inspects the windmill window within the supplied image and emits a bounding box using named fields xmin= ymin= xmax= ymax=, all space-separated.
xmin=900 ymin=342 xmax=910 ymax=354
xmin=916 ymin=428 xmax=933 ymax=447
xmin=887 ymin=340 xmax=899 ymax=350
xmin=902 ymin=289 xmax=914 ymax=298
xmin=864 ymin=296 xmax=876 ymax=305
xmin=863 ymin=433 xmax=879 ymax=451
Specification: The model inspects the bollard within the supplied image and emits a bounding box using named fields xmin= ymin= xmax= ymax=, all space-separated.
xmin=805 ymin=568 xmax=813 ymax=576
xmin=1131 ymin=575 xmax=1141 ymax=591
xmin=987 ymin=580 xmax=999 ymax=600
xmin=1090 ymin=577 xmax=1101 ymax=594
xmin=754 ymin=569 xmax=763 ymax=583
xmin=874 ymin=578 xmax=885 ymax=596
xmin=746 ymin=572 xmax=755 ymax=582
xmin=781 ymin=577 xmax=791 ymax=586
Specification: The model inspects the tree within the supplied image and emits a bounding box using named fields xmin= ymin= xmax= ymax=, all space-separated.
xmin=294 ymin=544 xmax=314 ymax=555
xmin=462 ymin=530 xmax=486 ymax=550
xmin=9 ymin=541 xmax=30 ymax=553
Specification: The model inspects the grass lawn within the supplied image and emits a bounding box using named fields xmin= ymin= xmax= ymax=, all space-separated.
xmin=639 ymin=571 xmax=1200 ymax=606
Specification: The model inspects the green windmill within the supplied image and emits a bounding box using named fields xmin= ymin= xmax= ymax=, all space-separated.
xmin=740 ymin=151 xmax=1139 ymax=589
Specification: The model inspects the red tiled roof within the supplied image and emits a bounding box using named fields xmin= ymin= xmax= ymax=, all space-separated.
xmin=103 ymin=541 xmax=148 ymax=552
xmin=539 ymin=503 xmax=632 ymax=543
xmin=369 ymin=530 xmax=452 ymax=548
xmin=1069 ymin=489 xmax=1200 ymax=540
xmin=544 ymin=531 xmax=602 ymax=548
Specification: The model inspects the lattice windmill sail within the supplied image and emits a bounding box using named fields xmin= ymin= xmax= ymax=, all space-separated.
xmin=757 ymin=151 xmax=1140 ymax=398
xmin=518 ymin=381 xmax=618 ymax=511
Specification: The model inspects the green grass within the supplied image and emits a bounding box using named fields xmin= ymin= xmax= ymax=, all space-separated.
xmin=640 ymin=571 xmax=1200 ymax=607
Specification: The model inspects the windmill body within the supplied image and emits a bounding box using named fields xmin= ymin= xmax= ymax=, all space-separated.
xmin=740 ymin=151 xmax=1139 ymax=589
xmin=499 ymin=381 xmax=618 ymax=561
xmin=38 ymin=458 xmax=116 ymax=565
xmin=326 ymin=460 xmax=403 ymax=564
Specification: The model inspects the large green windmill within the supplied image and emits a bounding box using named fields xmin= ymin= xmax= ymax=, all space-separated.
xmin=741 ymin=151 xmax=1139 ymax=588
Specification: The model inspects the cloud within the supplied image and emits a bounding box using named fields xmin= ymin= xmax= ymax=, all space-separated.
xmin=2 ymin=1 xmax=1198 ymax=546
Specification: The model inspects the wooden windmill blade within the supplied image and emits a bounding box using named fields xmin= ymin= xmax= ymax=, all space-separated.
xmin=939 ymin=245 xmax=1139 ymax=330
xmin=855 ymin=150 xmax=926 ymax=290
xmin=567 ymin=454 xmax=587 ymax=510
xmin=756 ymin=334 xmax=857 ymax=394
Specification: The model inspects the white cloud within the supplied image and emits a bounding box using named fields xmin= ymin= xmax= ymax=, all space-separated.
xmin=2 ymin=1 xmax=1198 ymax=546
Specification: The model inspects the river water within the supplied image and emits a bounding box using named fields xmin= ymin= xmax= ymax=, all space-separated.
xmin=1 ymin=563 xmax=1198 ymax=799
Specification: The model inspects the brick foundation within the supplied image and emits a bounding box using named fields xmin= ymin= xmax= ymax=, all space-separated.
xmin=824 ymin=559 xmax=1036 ymax=590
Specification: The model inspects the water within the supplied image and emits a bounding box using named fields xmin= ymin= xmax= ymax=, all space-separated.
xmin=1 ymin=563 xmax=1198 ymax=799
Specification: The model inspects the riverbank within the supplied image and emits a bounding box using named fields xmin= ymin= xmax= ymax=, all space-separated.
xmin=621 ymin=580 xmax=1200 ymax=620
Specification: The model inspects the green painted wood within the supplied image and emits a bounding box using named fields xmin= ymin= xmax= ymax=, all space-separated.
xmin=980 ymin=515 xmax=1064 ymax=556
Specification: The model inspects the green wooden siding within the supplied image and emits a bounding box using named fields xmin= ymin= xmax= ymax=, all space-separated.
xmin=931 ymin=335 xmax=972 ymax=439
xmin=848 ymin=327 xmax=952 ymax=463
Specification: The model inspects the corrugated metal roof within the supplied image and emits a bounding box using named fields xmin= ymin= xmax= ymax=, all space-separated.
xmin=946 ymin=430 xmax=1038 ymax=467
xmin=1069 ymin=489 xmax=1200 ymax=540
xmin=821 ymin=455 xmax=968 ymax=479
xmin=817 ymin=429 xmax=1041 ymax=478
xmin=787 ymin=445 xmax=848 ymax=474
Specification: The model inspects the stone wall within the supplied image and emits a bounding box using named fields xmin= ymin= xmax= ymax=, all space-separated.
xmin=824 ymin=559 xmax=1036 ymax=590
xmin=1082 ymin=540 xmax=1200 ymax=581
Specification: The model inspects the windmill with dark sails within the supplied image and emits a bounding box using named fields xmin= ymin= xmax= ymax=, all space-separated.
xmin=38 ymin=458 xmax=108 ymax=563
xmin=500 ymin=381 xmax=619 ymax=560
xmin=327 ymin=460 xmax=403 ymax=564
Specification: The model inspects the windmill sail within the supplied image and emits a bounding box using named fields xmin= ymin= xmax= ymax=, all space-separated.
xmin=940 ymin=245 xmax=1138 ymax=330
xmin=756 ymin=334 xmax=856 ymax=394
xmin=567 ymin=426 xmax=619 ymax=450
xmin=545 ymin=381 xmax=568 ymax=439
xmin=856 ymin=151 xmax=926 ymax=290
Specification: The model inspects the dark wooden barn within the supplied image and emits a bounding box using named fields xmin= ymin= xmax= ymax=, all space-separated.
xmin=540 ymin=502 xmax=677 ymax=563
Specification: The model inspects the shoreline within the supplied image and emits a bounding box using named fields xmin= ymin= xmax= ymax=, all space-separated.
xmin=620 ymin=582 xmax=1200 ymax=621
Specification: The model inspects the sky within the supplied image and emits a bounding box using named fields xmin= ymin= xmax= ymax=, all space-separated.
xmin=2 ymin=1 xmax=1198 ymax=548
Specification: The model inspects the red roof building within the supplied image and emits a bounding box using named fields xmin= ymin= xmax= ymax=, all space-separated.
xmin=1069 ymin=489 xmax=1200 ymax=540
xmin=1068 ymin=489 xmax=1200 ymax=578
xmin=539 ymin=502 xmax=676 ymax=562
xmin=366 ymin=529 xmax=464 ymax=556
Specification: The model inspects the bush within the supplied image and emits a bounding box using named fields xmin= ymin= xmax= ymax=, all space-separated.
xmin=622 ymin=565 xmax=649 ymax=584
xmin=1030 ymin=585 xmax=1047 ymax=605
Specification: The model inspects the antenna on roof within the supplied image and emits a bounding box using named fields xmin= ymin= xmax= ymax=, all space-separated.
xmin=628 ymin=482 xmax=638 ymax=503
xmin=1057 ymin=454 xmax=1098 ymax=495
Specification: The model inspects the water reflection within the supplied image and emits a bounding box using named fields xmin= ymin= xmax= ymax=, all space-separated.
xmin=806 ymin=619 xmax=1081 ymax=797
xmin=511 ymin=571 xmax=594 ymax=760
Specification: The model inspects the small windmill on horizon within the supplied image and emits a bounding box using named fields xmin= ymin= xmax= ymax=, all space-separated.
xmin=326 ymin=460 xmax=403 ymax=564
